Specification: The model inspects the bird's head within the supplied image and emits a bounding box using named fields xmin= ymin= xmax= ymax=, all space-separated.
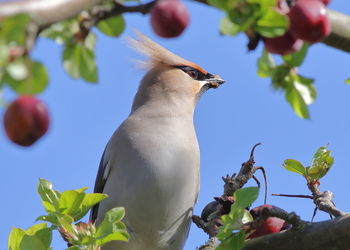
xmin=129 ymin=33 xmax=225 ymax=113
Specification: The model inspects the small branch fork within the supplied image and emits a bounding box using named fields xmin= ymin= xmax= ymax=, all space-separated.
xmin=193 ymin=144 xmax=349 ymax=250
xmin=307 ymin=181 xmax=346 ymax=218
xmin=273 ymin=181 xmax=347 ymax=219
xmin=192 ymin=143 xmax=268 ymax=237
xmin=223 ymin=143 xmax=263 ymax=197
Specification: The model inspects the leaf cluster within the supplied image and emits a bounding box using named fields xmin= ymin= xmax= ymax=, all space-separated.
xmin=283 ymin=145 xmax=334 ymax=182
xmin=0 ymin=14 xmax=48 ymax=98
xmin=207 ymin=0 xmax=319 ymax=119
xmin=41 ymin=9 xmax=125 ymax=83
xmin=0 ymin=2 xmax=127 ymax=102
xmin=257 ymin=45 xmax=315 ymax=119
xmin=216 ymin=187 xmax=259 ymax=250
xmin=211 ymin=0 xmax=288 ymax=38
xmin=8 ymin=179 xmax=129 ymax=250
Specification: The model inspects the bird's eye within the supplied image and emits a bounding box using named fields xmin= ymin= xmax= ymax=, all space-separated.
xmin=175 ymin=66 xmax=205 ymax=80
xmin=187 ymin=70 xmax=199 ymax=79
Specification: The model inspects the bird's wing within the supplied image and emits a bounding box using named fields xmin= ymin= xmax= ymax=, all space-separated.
xmin=90 ymin=144 xmax=111 ymax=222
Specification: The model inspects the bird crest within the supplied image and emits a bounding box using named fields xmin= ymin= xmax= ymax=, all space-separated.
xmin=128 ymin=32 xmax=207 ymax=74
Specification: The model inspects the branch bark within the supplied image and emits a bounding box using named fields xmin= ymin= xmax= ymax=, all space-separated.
xmin=323 ymin=9 xmax=350 ymax=53
xmin=0 ymin=0 xmax=105 ymax=25
xmin=0 ymin=1 xmax=350 ymax=53
xmin=243 ymin=214 xmax=350 ymax=250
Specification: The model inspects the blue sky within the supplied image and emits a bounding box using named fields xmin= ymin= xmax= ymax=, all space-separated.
xmin=2 ymin=1 xmax=350 ymax=249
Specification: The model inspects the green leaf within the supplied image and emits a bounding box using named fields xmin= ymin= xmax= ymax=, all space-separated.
xmin=232 ymin=187 xmax=259 ymax=209
xmin=97 ymin=15 xmax=125 ymax=37
xmin=257 ymin=49 xmax=275 ymax=78
xmin=218 ymin=208 xmax=244 ymax=239
xmin=4 ymin=60 xmax=49 ymax=94
xmin=62 ymin=43 xmax=98 ymax=83
xmin=105 ymin=207 xmax=126 ymax=223
xmin=306 ymin=145 xmax=334 ymax=181
xmin=283 ymin=44 xmax=309 ymax=67
xmin=75 ymin=193 xmax=108 ymax=221
xmin=345 ymin=78 xmax=350 ymax=84
xmin=217 ymin=188 xmax=257 ymax=243
xmin=283 ymin=159 xmax=306 ymax=176
xmin=217 ymin=218 xmax=235 ymax=241
xmin=37 ymin=179 xmax=60 ymax=213
xmin=96 ymin=224 xmax=129 ymax=246
xmin=6 ymin=59 xmax=28 ymax=80
xmin=57 ymin=214 xmax=75 ymax=233
xmin=25 ymin=223 xmax=52 ymax=249
xmin=0 ymin=14 xmax=31 ymax=45
xmin=219 ymin=16 xmax=241 ymax=36
xmin=217 ymin=230 xmax=245 ymax=250
xmin=84 ymin=32 xmax=97 ymax=51
xmin=285 ymin=80 xmax=310 ymax=119
xmin=228 ymin=4 xmax=259 ymax=31
xmin=95 ymin=207 xmax=129 ymax=246
xmin=20 ymin=234 xmax=46 ymax=250
xmin=241 ymin=209 xmax=253 ymax=224
xmin=36 ymin=215 xmax=59 ymax=225
xmin=271 ymin=65 xmax=291 ymax=90
xmin=40 ymin=18 xmax=79 ymax=44
xmin=0 ymin=42 xmax=9 ymax=66
xmin=255 ymin=9 xmax=288 ymax=38
xmin=67 ymin=247 xmax=81 ymax=250
xmin=8 ymin=224 xmax=52 ymax=250
xmin=293 ymin=74 xmax=316 ymax=105
xmin=8 ymin=227 xmax=26 ymax=250
xmin=207 ymin=0 xmax=233 ymax=10
xmin=58 ymin=190 xmax=86 ymax=218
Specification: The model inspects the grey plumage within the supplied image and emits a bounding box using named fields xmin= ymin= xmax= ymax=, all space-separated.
xmin=91 ymin=33 xmax=224 ymax=250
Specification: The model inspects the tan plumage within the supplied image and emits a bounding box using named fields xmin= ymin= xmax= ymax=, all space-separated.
xmin=128 ymin=32 xmax=208 ymax=74
xmin=91 ymin=33 xmax=224 ymax=250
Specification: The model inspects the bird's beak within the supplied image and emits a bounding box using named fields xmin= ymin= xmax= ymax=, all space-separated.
xmin=206 ymin=75 xmax=225 ymax=89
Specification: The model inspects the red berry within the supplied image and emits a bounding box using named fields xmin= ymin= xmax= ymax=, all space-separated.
xmin=314 ymin=0 xmax=331 ymax=6
xmin=289 ymin=0 xmax=330 ymax=43
xmin=4 ymin=96 xmax=49 ymax=146
xmin=150 ymin=0 xmax=190 ymax=38
xmin=248 ymin=205 xmax=290 ymax=239
xmin=201 ymin=201 xmax=221 ymax=222
xmin=263 ymin=32 xmax=303 ymax=55
xmin=296 ymin=0 xmax=331 ymax=6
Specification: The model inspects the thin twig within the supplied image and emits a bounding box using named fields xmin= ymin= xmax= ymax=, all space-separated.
xmin=255 ymin=166 xmax=268 ymax=204
xmin=252 ymin=175 xmax=260 ymax=189
xmin=272 ymin=194 xmax=313 ymax=199
xmin=81 ymin=1 xmax=156 ymax=31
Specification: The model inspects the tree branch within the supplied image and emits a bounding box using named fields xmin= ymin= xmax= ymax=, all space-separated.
xmin=80 ymin=1 xmax=155 ymax=32
xmin=1 ymin=1 xmax=350 ymax=53
xmin=192 ymin=0 xmax=350 ymax=53
xmin=223 ymin=143 xmax=261 ymax=196
xmin=307 ymin=181 xmax=347 ymax=218
xmin=243 ymin=214 xmax=350 ymax=250
xmin=323 ymin=9 xmax=350 ymax=53
xmin=0 ymin=0 xmax=105 ymax=25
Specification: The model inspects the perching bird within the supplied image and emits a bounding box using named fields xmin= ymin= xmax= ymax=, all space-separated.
xmin=91 ymin=33 xmax=224 ymax=250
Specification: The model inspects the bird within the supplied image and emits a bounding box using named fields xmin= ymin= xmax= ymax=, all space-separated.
xmin=91 ymin=32 xmax=225 ymax=250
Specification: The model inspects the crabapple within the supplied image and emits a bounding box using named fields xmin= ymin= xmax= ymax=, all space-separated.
xmin=4 ymin=96 xmax=49 ymax=146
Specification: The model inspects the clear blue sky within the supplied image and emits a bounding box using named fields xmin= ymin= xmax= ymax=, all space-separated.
xmin=2 ymin=1 xmax=350 ymax=249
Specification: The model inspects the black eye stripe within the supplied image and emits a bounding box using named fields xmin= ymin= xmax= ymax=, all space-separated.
xmin=175 ymin=66 xmax=212 ymax=80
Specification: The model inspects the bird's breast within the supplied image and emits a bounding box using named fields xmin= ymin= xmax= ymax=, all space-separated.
xmin=101 ymin=115 xmax=200 ymax=249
